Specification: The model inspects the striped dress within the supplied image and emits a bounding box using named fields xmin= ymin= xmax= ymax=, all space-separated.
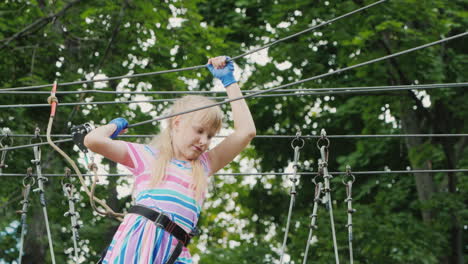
xmin=102 ymin=142 xmax=211 ymax=264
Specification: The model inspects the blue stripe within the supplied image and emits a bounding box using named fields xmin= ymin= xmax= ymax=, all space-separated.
xmin=162 ymin=232 xmax=173 ymax=263
xmin=152 ymin=227 xmax=163 ymax=263
xmin=137 ymin=194 xmax=198 ymax=213
xmin=133 ymin=216 xmax=145 ymax=262
xmin=137 ymin=189 xmax=197 ymax=206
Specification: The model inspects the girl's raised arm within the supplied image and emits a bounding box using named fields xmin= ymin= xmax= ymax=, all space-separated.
xmin=207 ymin=56 xmax=256 ymax=173
xmin=84 ymin=118 xmax=133 ymax=168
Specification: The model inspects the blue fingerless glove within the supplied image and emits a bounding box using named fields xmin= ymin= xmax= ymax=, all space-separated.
xmin=108 ymin=118 xmax=128 ymax=139
xmin=207 ymin=56 xmax=237 ymax=87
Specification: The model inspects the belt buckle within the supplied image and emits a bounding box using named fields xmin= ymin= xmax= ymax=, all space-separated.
xmin=153 ymin=212 xmax=167 ymax=229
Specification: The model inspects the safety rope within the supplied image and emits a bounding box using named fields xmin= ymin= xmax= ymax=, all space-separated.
xmin=279 ymin=132 xmax=305 ymax=264
xmin=17 ymin=168 xmax=35 ymax=264
xmin=302 ymin=170 xmax=324 ymax=264
xmin=317 ymin=129 xmax=340 ymax=264
xmin=62 ymin=168 xmax=80 ymax=263
xmin=2 ymin=0 xmax=387 ymax=92
xmin=30 ymin=128 xmax=56 ymax=264
xmin=45 ymin=82 xmax=124 ymax=221
xmin=0 ymin=132 xmax=13 ymax=174
xmin=343 ymin=166 xmax=356 ymax=264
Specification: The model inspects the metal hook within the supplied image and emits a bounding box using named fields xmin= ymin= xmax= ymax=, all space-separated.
xmin=342 ymin=165 xmax=356 ymax=185
xmin=23 ymin=167 xmax=36 ymax=187
xmin=30 ymin=127 xmax=43 ymax=144
xmin=316 ymin=129 xmax=330 ymax=149
xmin=61 ymin=167 xmax=72 ymax=187
xmin=291 ymin=131 xmax=305 ymax=149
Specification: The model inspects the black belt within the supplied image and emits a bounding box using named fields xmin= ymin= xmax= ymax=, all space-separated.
xmin=128 ymin=205 xmax=198 ymax=246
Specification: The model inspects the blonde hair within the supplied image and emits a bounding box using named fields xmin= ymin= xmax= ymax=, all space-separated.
xmin=149 ymin=95 xmax=223 ymax=202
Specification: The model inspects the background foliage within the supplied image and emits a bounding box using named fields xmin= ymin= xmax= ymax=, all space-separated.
xmin=0 ymin=0 xmax=467 ymax=263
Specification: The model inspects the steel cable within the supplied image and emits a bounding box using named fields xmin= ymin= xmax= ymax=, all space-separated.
xmin=1 ymin=0 xmax=387 ymax=91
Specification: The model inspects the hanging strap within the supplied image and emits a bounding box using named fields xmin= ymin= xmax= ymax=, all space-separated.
xmin=302 ymin=171 xmax=323 ymax=264
xmin=317 ymin=129 xmax=340 ymax=264
xmin=343 ymin=165 xmax=356 ymax=264
xmin=31 ymin=129 xmax=56 ymax=264
xmin=279 ymin=132 xmax=304 ymax=264
xmin=62 ymin=167 xmax=81 ymax=263
xmin=0 ymin=131 xmax=13 ymax=174
xmin=17 ymin=168 xmax=35 ymax=264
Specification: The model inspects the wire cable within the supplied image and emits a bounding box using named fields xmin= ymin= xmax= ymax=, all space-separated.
xmin=1 ymin=169 xmax=467 ymax=177
xmin=127 ymin=31 xmax=468 ymax=128
xmin=0 ymin=82 xmax=466 ymax=95
xmin=1 ymin=0 xmax=386 ymax=92
xmin=2 ymin=134 xmax=468 ymax=152
xmin=1 ymin=82 xmax=467 ymax=109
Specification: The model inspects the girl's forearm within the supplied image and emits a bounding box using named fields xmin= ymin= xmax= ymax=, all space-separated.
xmin=84 ymin=124 xmax=117 ymax=151
xmin=225 ymin=83 xmax=256 ymax=137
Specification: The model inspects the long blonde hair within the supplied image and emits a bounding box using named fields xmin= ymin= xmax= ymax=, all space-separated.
xmin=149 ymin=95 xmax=223 ymax=202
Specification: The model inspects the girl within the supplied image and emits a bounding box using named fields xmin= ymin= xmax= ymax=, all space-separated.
xmin=84 ymin=56 xmax=256 ymax=264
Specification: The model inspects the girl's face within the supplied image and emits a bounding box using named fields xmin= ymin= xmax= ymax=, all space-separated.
xmin=171 ymin=115 xmax=217 ymax=161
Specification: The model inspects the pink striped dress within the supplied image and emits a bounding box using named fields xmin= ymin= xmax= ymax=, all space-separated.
xmin=102 ymin=142 xmax=211 ymax=264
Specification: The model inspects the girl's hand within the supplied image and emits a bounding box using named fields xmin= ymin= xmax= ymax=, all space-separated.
xmin=207 ymin=56 xmax=237 ymax=87
xmin=108 ymin=117 xmax=128 ymax=139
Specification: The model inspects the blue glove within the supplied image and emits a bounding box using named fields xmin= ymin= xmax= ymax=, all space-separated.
xmin=108 ymin=118 xmax=128 ymax=139
xmin=207 ymin=56 xmax=237 ymax=87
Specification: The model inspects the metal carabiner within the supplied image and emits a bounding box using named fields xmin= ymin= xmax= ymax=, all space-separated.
xmin=342 ymin=165 xmax=356 ymax=186
xmin=290 ymin=131 xmax=305 ymax=150
xmin=316 ymin=128 xmax=330 ymax=150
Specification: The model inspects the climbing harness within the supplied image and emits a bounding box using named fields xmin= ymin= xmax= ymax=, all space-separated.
xmin=0 ymin=131 xmax=13 ymax=174
xmin=317 ymin=129 xmax=340 ymax=264
xmin=279 ymin=132 xmax=304 ymax=264
xmin=31 ymin=128 xmax=56 ymax=264
xmin=62 ymin=167 xmax=80 ymax=263
xmin=45 ymin=82 xmax=124 ymax=221
xmin=17 ymin=167 xmax=35 ymax=264
xmin=97 ymin=205 xmax=201 ymax=264
xmin=343 ymin=165 xmax=356 ymax=264
xmin=302 ymin=169 xmax=324 ymax=264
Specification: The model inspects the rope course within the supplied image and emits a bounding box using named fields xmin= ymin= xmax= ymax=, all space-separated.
xmin=2 ymin=0 xmax=467 ymax=262
xmin=1 ymin=0 xmax=387 ymax=92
